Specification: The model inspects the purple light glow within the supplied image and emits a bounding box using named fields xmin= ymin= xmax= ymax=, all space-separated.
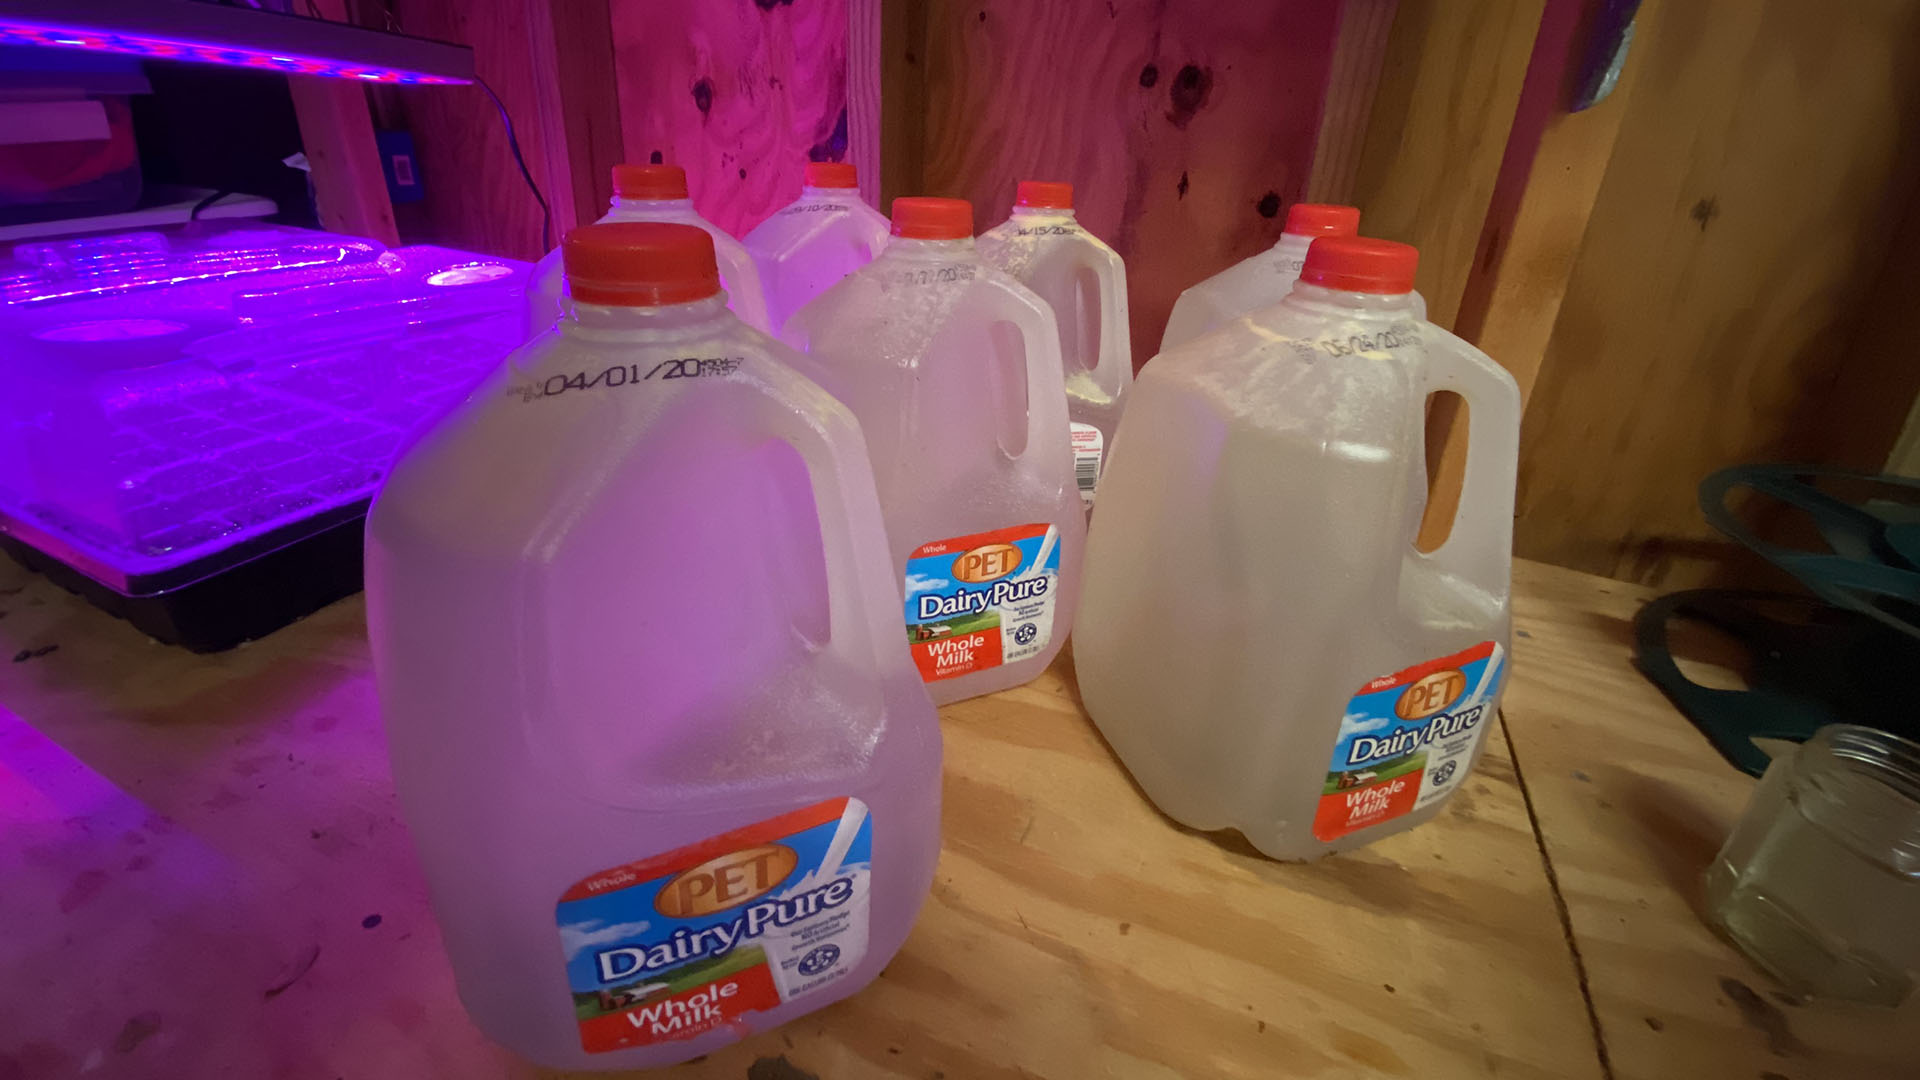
xmin=0 ymin=17 xmax=467 ymax=85
xmin=0 ymin=230 xmax=528 ymax=593
xmin=425 ymin=263 xmax=514 ymax=287
xmin=32 ymin=318 xmax=189 ymax=343
xmin=6 ymin=240 xmax=385 ymax=306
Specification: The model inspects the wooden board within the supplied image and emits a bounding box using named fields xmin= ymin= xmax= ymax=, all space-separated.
xmin=1303 ymin=0 xmax=1401 ymax=205
xmin=524 ymin=0 xmax=624 ymax=233
xmin=0 ymin=556 xmax=1603 ymax=1078
xmin=907 ymin=0 xmax=1347 ymax=370
xmin=1512 ymin=0 xmax=1920 ymax=586
xmin=609 ymin=0 xmax=856 ymax=239
xmin=1343 ymin=0 xmax=1544 ymax=331
xmin=287 ymin=75 xmax=400 ymax=248
xmin=355 ymin=0 xmax=574 ymax=261
xmin=1415 ymin=0 xmax=1634 ymax=551
xmin=1503 ymin=559 xmax=1920 ymax=1079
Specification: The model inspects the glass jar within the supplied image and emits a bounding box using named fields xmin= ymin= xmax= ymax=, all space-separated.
xmin=1705 ymin=724 xmax=1920 ymax=1005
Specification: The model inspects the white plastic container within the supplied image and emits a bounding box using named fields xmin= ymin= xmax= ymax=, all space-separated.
xmin=1160 ymin=202 xmax=1366 ymax=352
xmin=368 ymin=222 xmax=939 ymax=1070
xmin=979 ymin=181 xmax=1132 ymax=508
xmin=1075 ymin=236 xmax=1520 ymax=860
xmin=785 ymin=196 xmax=1086 ymax=705
xmin=523 ymin=164 xmax=771 ymax=338
xmin=744 ymin=161 xmax=890 ymax=335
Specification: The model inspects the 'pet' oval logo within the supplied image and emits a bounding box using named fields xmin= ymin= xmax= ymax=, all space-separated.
xmin=655 ymin=845 xmax=798 ymax=918
xmin=951 ymin=542 xmax=1023 ymax=583
xmin=1396 ymin=669 xmax=1467 ymax=720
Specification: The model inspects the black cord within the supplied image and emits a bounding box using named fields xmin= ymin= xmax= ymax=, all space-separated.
xmin=477 ymin=77 xmax=553 ymax=254
xmin=189 ymin=189 xmax=232 ymax=221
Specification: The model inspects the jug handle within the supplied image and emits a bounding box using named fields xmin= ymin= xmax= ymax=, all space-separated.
xmin=975 ymin=276 xmax=1075 ymax=472
xmin=742 ymin=369 xmax=900 ymax=673
xmin=718 ymin=245 xmax=775 ymax=335
xmin=1419 ymin=327 xmax=1522 ymax=591
xmin=1089 ymin=246 xmax=1134 ymax=400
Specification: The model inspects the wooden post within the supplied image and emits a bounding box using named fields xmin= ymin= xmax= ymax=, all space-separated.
xmin=288 ymin=0 xmax=398 ymax=246
xmin=525 ymin=0 xmax=622 ymax=234
xmin=1305 ymin=0 xmax=1400 ymax=204
xmin=847 ymin=0 xmax=885 ymax=208
xmin=1418 ymin=0 xmax=1640 ymax=551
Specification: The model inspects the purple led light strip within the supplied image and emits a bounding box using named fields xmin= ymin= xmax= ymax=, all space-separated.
xmin=0 ymin=17 xmax=467 ymax=84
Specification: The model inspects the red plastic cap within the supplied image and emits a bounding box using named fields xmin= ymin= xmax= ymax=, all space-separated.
xmin=1301 ymin=236 xmax=1418 ymax=295
xmin=1016 ymin=181 xmax=1073 ymax=209
xmin=805 ymin=162 xmax=858 ymax=188
xmin=563 ymin=222 xmax=720 ymax=307
xmin=611 ymin=163 xmax=689 ymax=200
xmin=891 ymin=197 xmax=974 ymax=239
xmin=1283 ymin=203 xmax=1362 ymax=238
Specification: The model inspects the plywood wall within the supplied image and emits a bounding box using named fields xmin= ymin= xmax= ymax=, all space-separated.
xmin=346 ymin=0 xmax=851 ymax=259
xmin=1513 ymin=0 xmax=1920 ymax=586
xmin=897 ymin=0 xmax=1347 ymax=369
xmin=353 ymin=0 xmax=572 ymax=261
xmin=609 ymin=0 xmax=855 ymax=238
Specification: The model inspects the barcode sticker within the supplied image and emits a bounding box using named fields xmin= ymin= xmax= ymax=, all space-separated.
xmin=1070 ymin=422 xmax=1103 ymax=507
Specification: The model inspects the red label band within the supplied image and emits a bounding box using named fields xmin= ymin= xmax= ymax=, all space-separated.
xmin=1313 ymin=773 xmax=1423 ymax=841
xmin=910 ymin=629 xmax=1002 ymax=682
xmin=577 ymin=961 xmax=782 ymax=1052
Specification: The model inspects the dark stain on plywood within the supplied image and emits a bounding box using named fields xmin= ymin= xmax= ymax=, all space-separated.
xmin=1167 ymin=63 xmax=1214 ymax=128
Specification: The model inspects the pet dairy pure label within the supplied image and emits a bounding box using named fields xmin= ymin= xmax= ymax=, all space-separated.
xmin=1313 ymin=642 xmax=1506 ymax=842
xmin=556 ymin=798 xmax=872 ymax=1053
xmin=904 ymin=523 xmax=1061 ymax=682
xmin=1070 ymin=423 xmax=1103 ymax=506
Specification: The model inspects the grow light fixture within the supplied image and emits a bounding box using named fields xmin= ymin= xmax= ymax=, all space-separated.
xmin=0 ymin=0 xmax=473 ymax=85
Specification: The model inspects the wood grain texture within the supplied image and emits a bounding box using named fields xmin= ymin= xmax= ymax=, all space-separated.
xmin=1513 ymin=0 xmax=1920 ymax=586
xmin=1305 ymin=0 xmax=1401 ymax=204
xmin=876 ymin=0 xmax=929 ymax=210
xmin=288 ymin=75 xmax=400 ymax=247
xmin=1452 ymin=0 xmax=1635 ymax=400
xmin=524 ymin=0 xmax=623 ymax=232
xmin=1348 ymin=0 xmax=1543 ymax=552
xmin=912 ymin=0 xmax=1345 ymax=371
xmin=846 ymin=0 xmax=884 ymax=209
xmin=355 ymin=0 xmax=570 ymax=260
xmin=610 ymin=0 xmax=855 ymax=239
xmin=0 ymin=555 xmax=1602 ymax=1079
xmin=1504 ymin=559 xmax=1920 ymax=1079
xmin=1416 ymin=0 xmax=1623 ymax=552
xmin=1346 ymin=0 xmax=1544 ymax=331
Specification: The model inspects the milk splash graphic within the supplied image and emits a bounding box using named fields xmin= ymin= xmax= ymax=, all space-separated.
xmin=760 ymin=799 xmax=872 ymax=1000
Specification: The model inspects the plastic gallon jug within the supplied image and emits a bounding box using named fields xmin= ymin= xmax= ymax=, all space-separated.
xmin=367 ymin=222 xmax=939 ymax=1069
xmin=744 ymin=161 xmax=890 ymax=334
xmin=978 ymin=181 xmax=1132 ymax=509
xmin=1074 ymin=237 xmax=1519 ymax=860
xmin=524 ymin=164 xmax=772 ymax=338
xmin=1160 ymin=203 xmax=1365 ymax=352
xmin=784 ymin=196 xmax=1086 ymax=704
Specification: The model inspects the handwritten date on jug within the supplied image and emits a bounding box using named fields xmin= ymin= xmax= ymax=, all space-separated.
xmin=1313 ymin=325 xmax=1420 ymax=358
xmin=515 ymin=357 xmax=745 ymax=402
